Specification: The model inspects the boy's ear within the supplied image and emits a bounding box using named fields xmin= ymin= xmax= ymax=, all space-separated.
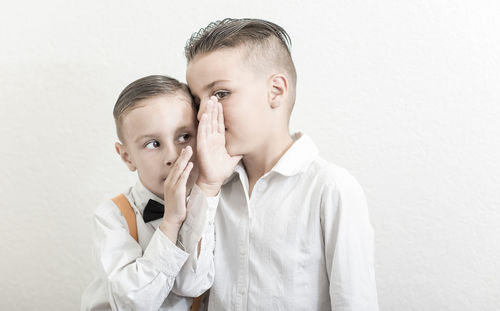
xmin=268 ymin=74 xmax=288 ymax=109
xmin=115 ymin=142 xmax=136 ymax=172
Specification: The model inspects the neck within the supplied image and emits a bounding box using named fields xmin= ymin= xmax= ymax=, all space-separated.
xmin=242 ymin=130 xmax=294 ymax=196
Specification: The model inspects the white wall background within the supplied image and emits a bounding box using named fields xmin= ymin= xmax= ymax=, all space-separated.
xmin=1 ymin=1 xmax=499 ymax=310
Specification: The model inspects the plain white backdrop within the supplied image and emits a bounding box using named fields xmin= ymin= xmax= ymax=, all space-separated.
xmin=1 ymin=1 xmax=499 ymax=310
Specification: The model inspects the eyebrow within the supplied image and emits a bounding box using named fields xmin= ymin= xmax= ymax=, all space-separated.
xmin=176 ymin=125 xmax=196 ymax=132
xmin=133 ymin=126 xmax=195 ymax=143
xmin=134 ymin=134 xmax=158 ymax=143
xmin=204 ymin=80 xmax=230 ymax=91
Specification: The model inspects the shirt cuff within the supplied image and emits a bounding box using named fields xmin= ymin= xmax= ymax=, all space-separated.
xmin=178 ymin=184 xmax=219 ymax=253
xmin=142 ymin=228 xmax=189 ymax=277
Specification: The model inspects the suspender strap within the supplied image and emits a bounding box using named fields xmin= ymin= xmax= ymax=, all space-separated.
xmin=191 ymin=292 xmax=206 ymax=311
xmin=111 ymin=194 xmax=138 ymax=242
xmin=111 ymin=193 xmax=204 ymax=310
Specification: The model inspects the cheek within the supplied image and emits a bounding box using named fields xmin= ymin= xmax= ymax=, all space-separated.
xmin=188 ymin=138 xmax=197 ymax=154
xmin=221 ymin=104 xmax=240 ymax=124
xmin=190 ymin=145 xmax=198 ymax=163
xmin=190 ymin=136 xmax=197 ymax=148
xmin=136 ymin=153 xmax=161 ymax=171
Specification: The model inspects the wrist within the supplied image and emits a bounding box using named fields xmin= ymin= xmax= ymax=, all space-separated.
xmin=196 ymin=179 xmax=221 ymax=196
xmin=159 ymin=219 xmax=182 ymax=244
xmin=162 ymin=217 xmax=183 ymax=228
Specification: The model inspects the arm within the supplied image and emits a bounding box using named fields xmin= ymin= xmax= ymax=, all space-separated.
xmin=322 ymin=172 xmax=379 ymax=311
xmin=92 ymin=204 xmax=188 ymax=311
xmin=173 ymin=96 xmax=241 ymax=297
xmin=172 ymin=185 xmax=219 ymax=296
xmin=93 ymin=147 xmax=194 ymax=311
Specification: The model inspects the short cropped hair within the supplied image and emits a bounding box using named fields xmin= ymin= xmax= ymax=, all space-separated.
xmin=185 ymin=18 xmax=297 ymax=111
xmin=113 ymin=75 xmax=193 ymax=142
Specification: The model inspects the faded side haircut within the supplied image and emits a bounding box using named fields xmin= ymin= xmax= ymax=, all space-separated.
xmin=185 ymin=18 xmax=297 ymax=111
xmin=113 ymin=75 xmax=192 ymax=142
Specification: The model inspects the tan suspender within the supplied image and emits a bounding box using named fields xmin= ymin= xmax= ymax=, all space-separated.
xmin=111 ymin=194 xmax=138 ymax=242
xmin=190 ymin=294 xmax=204 ymax=311
xmin=110 ymin=193 xmax=205 ymax=311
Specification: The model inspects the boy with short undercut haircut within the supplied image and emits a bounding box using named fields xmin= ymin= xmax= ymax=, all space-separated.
xmin=183 ymin=18 xmax=379 ymax=310
xmin=81 ymin=75 xmax=221 ymax=311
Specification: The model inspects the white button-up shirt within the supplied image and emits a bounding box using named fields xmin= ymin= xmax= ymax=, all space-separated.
xmin=185 ymin=133 xmax=378 ymax=311
xmin=81 ymin=181 xmax=217 ymax=311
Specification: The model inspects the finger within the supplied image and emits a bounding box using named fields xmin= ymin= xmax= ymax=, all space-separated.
xmin=175 ymin=161 xmax=194 ymax=189
xmin=210 ymin=96 xmax=220 ymax=132
xmin=217 ymin=102 xmax=225 ymax=134
xmin=167 ymin=146 xmax=193 ymax=183
xmin=198 ymin=113 xmax=208 ymax=149
xmin=211 ymin=99 xmax=218 ymax=135
xmin=197 ymin=99 xmax=208 ymax=121
xmin=206 ymin=100 xmax=214 ymax=134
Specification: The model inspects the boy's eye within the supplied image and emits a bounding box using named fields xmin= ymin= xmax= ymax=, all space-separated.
xmin=178 ymin=133 xmax=191 ymax=143
xmin=214 ymin=90 xmax=229 ymax=100
xmin=145 ymin=140 xmax=160 ymax=149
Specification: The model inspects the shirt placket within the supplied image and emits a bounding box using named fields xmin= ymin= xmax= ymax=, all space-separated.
xmin=235 ymin=213 xmax=249 ymax=310
xmin=235 ymin=183 xmax=250 ymax=311
xmin=236 ymin=178 xmax=269 ymax=311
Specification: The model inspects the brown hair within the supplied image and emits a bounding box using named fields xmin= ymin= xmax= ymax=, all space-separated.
xmin=113 ymin=75 xmax=193 ymax=142
xmin=185 ymin=18 xmax=297 ymax=109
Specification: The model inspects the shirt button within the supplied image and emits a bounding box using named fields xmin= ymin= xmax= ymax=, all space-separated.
xmin=240 ymin=248 xmax=247 ymax=256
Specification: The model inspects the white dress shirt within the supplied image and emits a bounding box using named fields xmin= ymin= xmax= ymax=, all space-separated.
xmin=81 ymin=180 xmax=217 ymax=311
xmin=183 ymin=132 xmax=378 ymax=311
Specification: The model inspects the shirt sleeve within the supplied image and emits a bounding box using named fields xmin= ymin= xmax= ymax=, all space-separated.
xmin=173 ymin=184 xmax=219 ymax=297
xmin=92 ymin=200 xmax=189 ymax=311
xmin=321 ymin=172 xmax=379 ymax=311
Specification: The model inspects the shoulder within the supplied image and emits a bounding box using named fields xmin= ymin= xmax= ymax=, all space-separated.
xmin=306 ymin=157 xmax=364 ymax=195
xmin=304 ymin=158 xmax=369 ymax=217
xmin=94 ymin=199 xmax=120 ymax=218
xmin=93 ymin=191 xmax=134 ymax=228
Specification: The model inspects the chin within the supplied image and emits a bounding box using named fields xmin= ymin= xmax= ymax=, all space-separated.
xmin=226 ymin=144 xmax=241 ymax=158
xmin=225 ymin=134 xmax=245 ymax=158
xmin=152 ymin=188 xmax=164 ymax=199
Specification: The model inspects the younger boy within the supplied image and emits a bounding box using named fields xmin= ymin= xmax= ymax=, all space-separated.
xmin=182 ymin=19 xmax=379 ymax=310
xmin=81 ymin=75 xmax=218 ymax=311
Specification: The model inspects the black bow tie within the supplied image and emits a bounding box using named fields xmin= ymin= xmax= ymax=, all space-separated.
xmin=143 ymin=199 xmax=164 ymax=223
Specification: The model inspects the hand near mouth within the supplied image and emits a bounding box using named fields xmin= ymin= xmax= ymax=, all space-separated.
xmin=196 ymin=96 xmax=242 ymax=196
xmin=159 ymin=146 xmax=193 ymax=243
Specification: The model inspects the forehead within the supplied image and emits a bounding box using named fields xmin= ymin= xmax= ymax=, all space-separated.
xmin=186 ymin=47 xmax=253 ymax=94
xmin=121 ymin=94 xmax=195 ymax=139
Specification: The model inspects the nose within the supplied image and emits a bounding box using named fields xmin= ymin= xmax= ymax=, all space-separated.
xmin=164 ymin=143 xmax=180 ymax=167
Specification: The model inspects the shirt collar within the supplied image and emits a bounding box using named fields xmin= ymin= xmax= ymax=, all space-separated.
xmin=271 ymin=132 xmax=318 ymax=176
xmin=130 ymin=179 xmax=164 ymax=216
xmin=225 ymin=132 xmax=318 ymax=183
